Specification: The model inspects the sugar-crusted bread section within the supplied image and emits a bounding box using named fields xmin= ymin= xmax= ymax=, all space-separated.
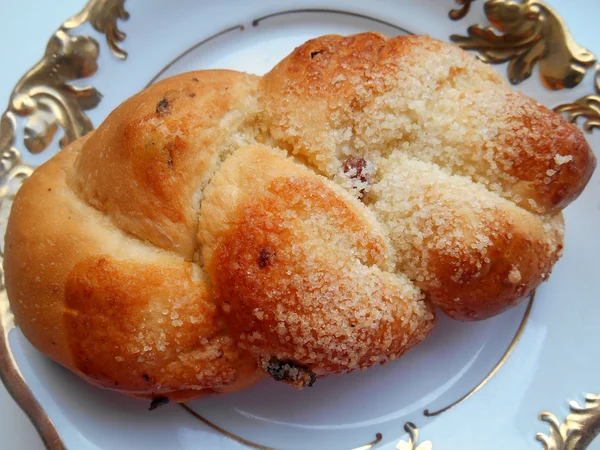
xmin=371 ymin=153 xmax=564 ymax=320
xmin=199 ymin=146 xmax=435 ymax=382
xmin=261 ymin=32 xmax=593 ymax=320
xmin=261 ymin=34 xmax=594 ymax=214
xmin=72 ymin=71 xmax=261 ymax=259
xmin=6 ymin=142 xmax=261 ymax=402
xmin=4 ymin=33 xmax=595 ymax=403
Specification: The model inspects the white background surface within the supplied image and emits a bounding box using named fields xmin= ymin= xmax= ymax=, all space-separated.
xmin=0 ymin=1 xmax=598 ymax=449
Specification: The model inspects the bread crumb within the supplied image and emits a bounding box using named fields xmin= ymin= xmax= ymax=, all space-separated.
xmin=554 ymin=154 xmax=573 ymax=165
xmin=508 ymin=266 xmax=522 ymax=284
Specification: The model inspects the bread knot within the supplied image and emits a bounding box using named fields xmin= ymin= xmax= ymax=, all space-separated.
xmin=5 ymin=33 xmax=594 ymax=402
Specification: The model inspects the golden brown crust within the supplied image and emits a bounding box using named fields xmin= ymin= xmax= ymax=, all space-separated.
xmin=370 ymin=153 xmax=564 ymax=321
xmin=73 ymin=70 xmax=260 ymax=259
xmin=261 ymin=33 xmax=595 ymax=214
xmin=5 ymin=142 xmax=262 ymax=402
xmin=4 ymin=33 xmax=595 ymax=400
xmin=200 ymin=146 xmax=435 ymax=376
xmin=65 ymin=257 xmax=260 ymax=398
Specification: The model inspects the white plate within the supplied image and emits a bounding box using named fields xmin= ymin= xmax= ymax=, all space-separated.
xmin=1 ymin=1 xmax=599 ymax=449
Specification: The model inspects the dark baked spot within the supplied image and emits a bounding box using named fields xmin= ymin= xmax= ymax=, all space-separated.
xmin=47 ymin=188 xmax=52 ymax=192
xmin=149 ymin=396 xmax=169 ymax=411
xmin=310 ymin=50 xmax=323 ymax=59
xmin=142 ymin=373 xmax=150 ymax=382
xmin=258 ymin=247 xmax=275 ymax=268
xmin=155 ymin=98 xmax=169 ymax=115
xmin=191 ymin=77 xmax=199 ymax=82
xmin=264 ymin=357 xmax=316 ymax=388
xmin=188 ymin=92 xmax=196 ymax=98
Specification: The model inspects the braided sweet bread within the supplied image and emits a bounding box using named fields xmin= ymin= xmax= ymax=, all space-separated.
xmin=5 ymin=33 xmax=595 ymax=403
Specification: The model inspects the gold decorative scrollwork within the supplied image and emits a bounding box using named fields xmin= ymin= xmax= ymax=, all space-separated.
xmin=0 ymin=1 xmax=129 ymax=448
xmin=537 ymin=394 xmax=600 ymax=450
xmin=450 ymin=0 xmax=596 ymax=89
xmin=554 ymin=66 xmax=600 ymax=133
xmin=351 ymin=433 xmax=383 ymax=450
xmin=0 ymin=113 xmax=21 ymax=179
xmin=449 ymin=0 xmax=476 ymax=21
xmin=6 ymin=30 xmax=101 ymax=154
xmin=396 ymin=422 xmax=432 ymax=450
xmin=0 ymin=0 xmax=128 ymax=159
xmin=63 ymin=0 xmax=129 ymax=60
